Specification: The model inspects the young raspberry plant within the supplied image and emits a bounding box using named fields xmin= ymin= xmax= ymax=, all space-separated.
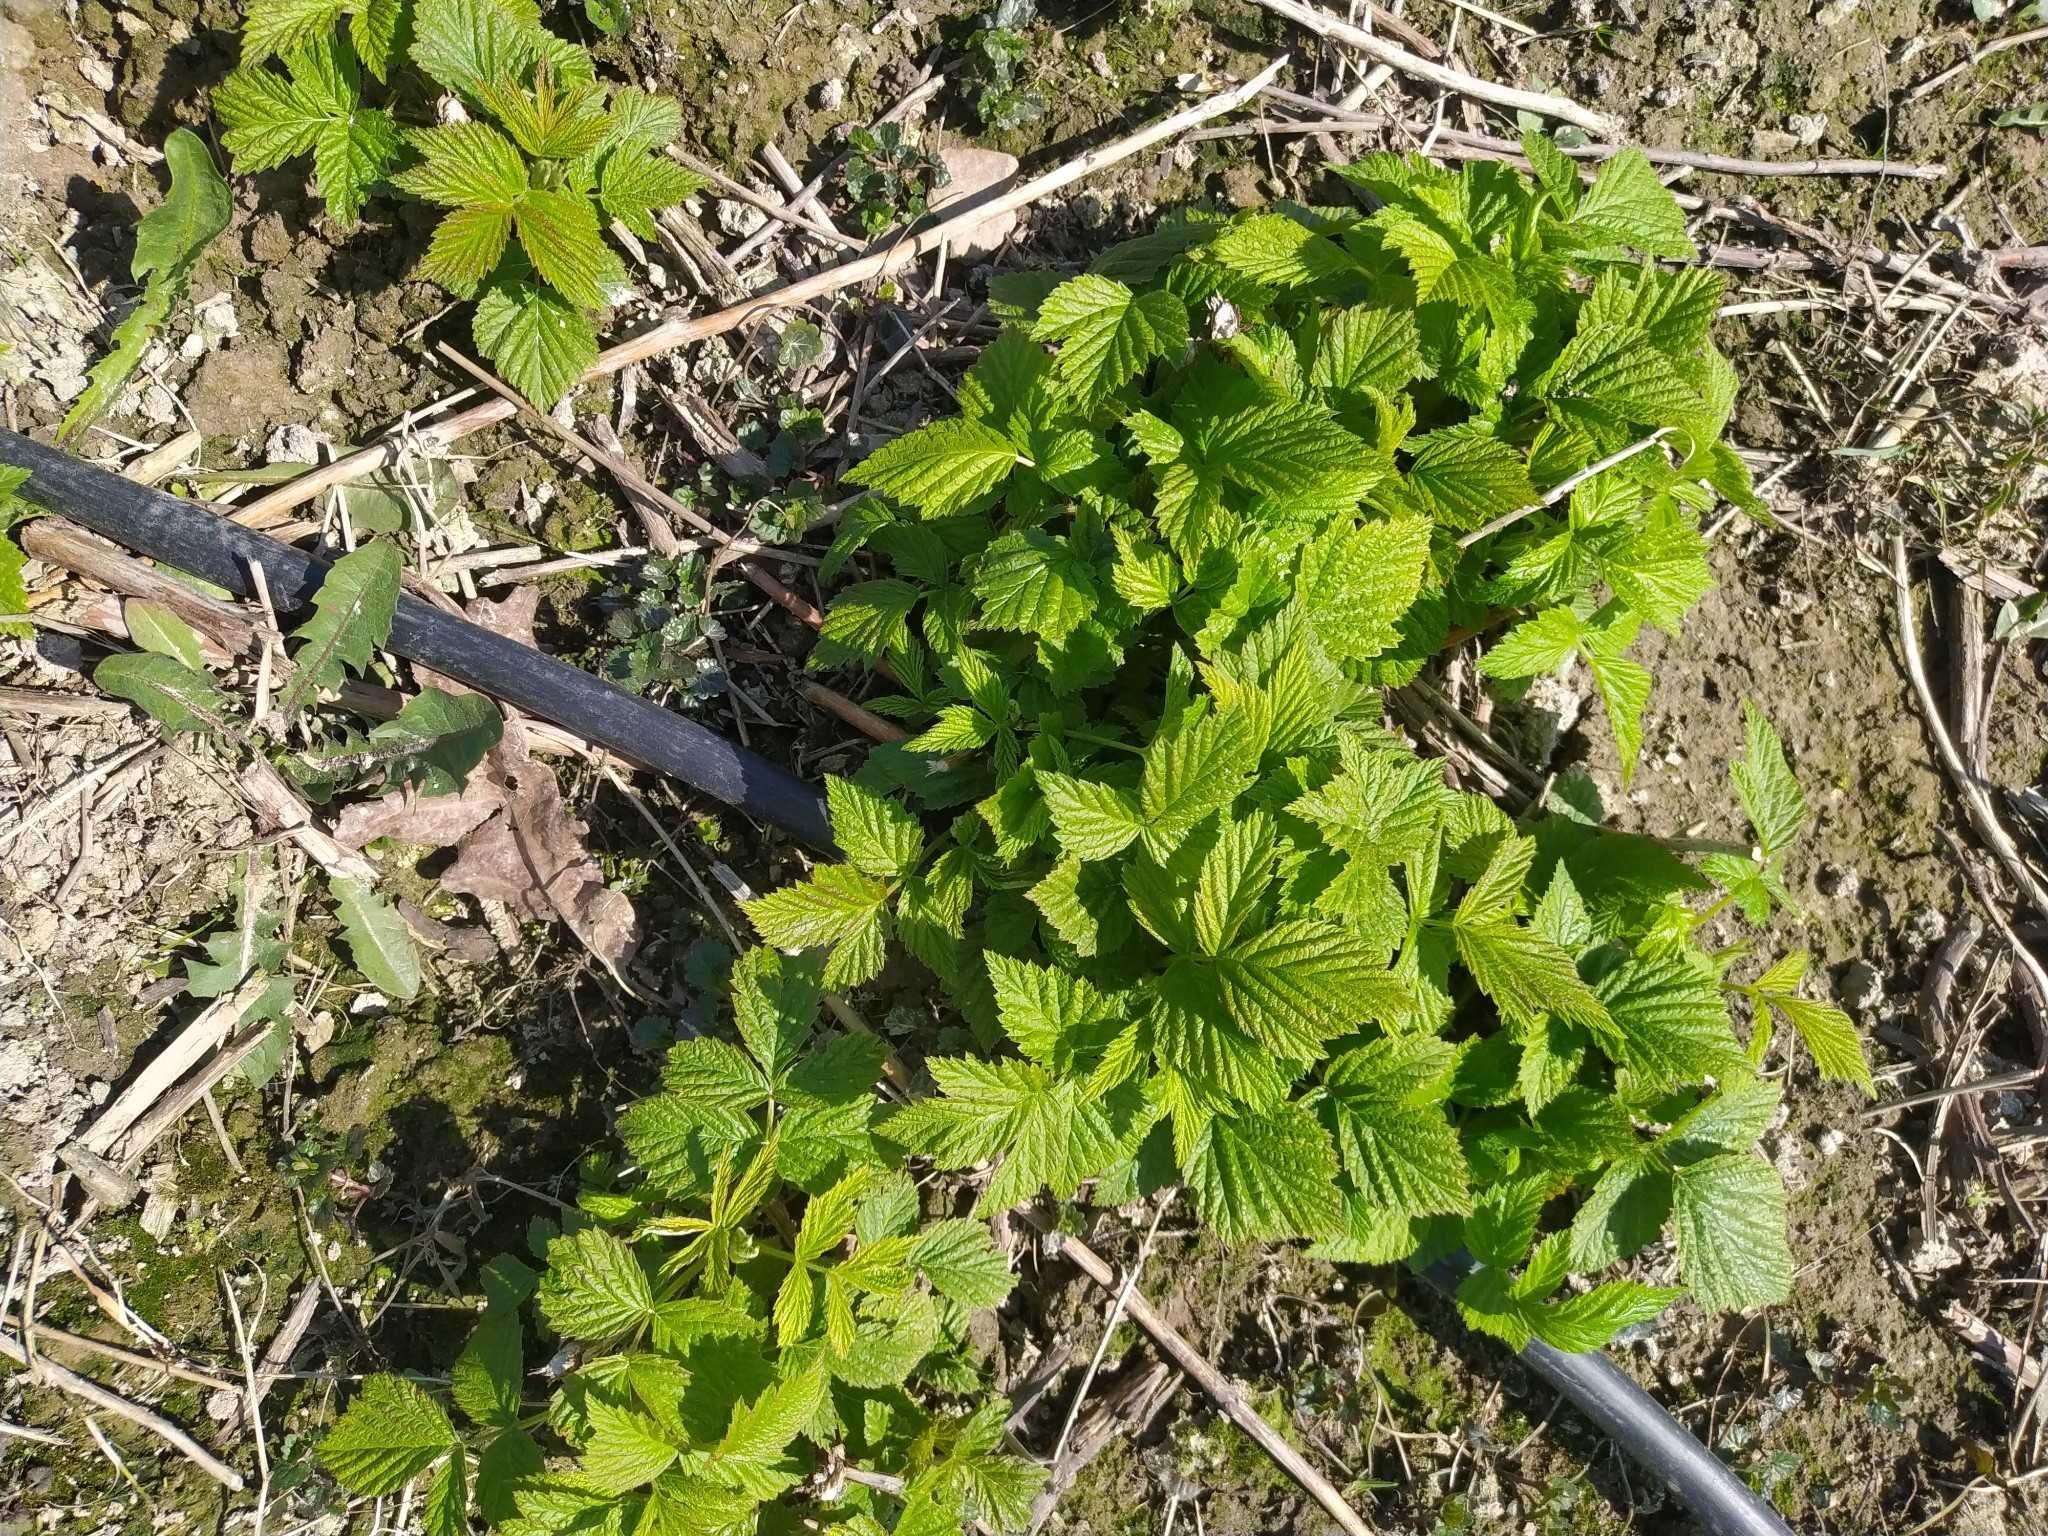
xmin=743 ymin=141 xmax=1868 ymax=1352
xmin=316 ymin=949 xmax=1044 ymax=1535
xmin=215 ymin=0 xmax=704 ymax=403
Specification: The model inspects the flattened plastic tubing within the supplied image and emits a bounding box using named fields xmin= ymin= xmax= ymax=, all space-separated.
xmin=1425 ymin=1259 xmax=1792 ymax=1536
xmin=2 ymin=430 xmax=834 ymax=850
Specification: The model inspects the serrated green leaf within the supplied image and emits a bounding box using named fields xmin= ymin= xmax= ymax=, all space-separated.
xmin=1311 ymin=304 xmax=1427 ymax=402
xmin=450 ymin=1307 xmax=522 ymax=1429
xmin=909 ymin=1218 xmax=1015 ymax=1307
xmin=278 ymin=541 xmax=401 ymax=716
xmin=1596 ymin=948 xmax=1744 ymax=1090
xmin=825 ymin=775 xmax=923 ymax=880
xmin=1571 ymin=148 xmax=1697 ymax=259
xmin=583 ymin=1397 xmax=680 ymax=1492
xmin=972 ymin=529 xmax=1099 ymax=644
xmin=1322 ymin=1037 xmax=1469 ymax=1218
xmin=1399 ymin=421 xmax=1536 ymax=531
xmin=512 ymin=186 xmax=614 ymax=309
xmin=1031 ymin=274 xmax=1189 ymax=407
xmin=1210 ymin=213 xmax=1356 ymax=288
xmin=1672 ymin=1154 xmax=1791 ymax=1311
xmin=599 ymin=150 xmax=704 ymax=240
xmin=60 ymin=129 xmax=231 ymax=440
xmin=422 ymin=1445 xmax=468 ymax=1536
xmin=1532 ymin=1280 xmax=1681 ymax=1352
xmin=539 ymin=1227 xmax=655 ymax=1340
xmin=319 ymin=1374 xmax=456 ymax=1495
xmin=1036 ymin=772 xmax=1143 ymax=861
xmin=473 ymin=268 xmax=599 ymax=407
xmin=1731 ymin=699 xmax=1806 ymax=857
xmin=1453 ymin=918 xmax=1611 ymax=1035
xmin=1184 ymin=1101 xmax=1343 ymax=1243
xmin=845 ymin=418 xmax=1019 ymax=520
xmin=1297 ymin=511 xmax=1430 ymax=662
xmin=95 ymin=651 xmax=232 ymax=735
xmin=393 ymin=121 xmax=528 ymax=207
xmin=243 ymin=0 xmax=347 ymax=61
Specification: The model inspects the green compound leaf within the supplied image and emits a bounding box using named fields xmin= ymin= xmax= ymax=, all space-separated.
xmin=330 ymin=875 xmax=422 ymax=1000
xmin=277 ymin=541 xmax=402 ymax=718
xmin=1031 ymin=274 xmax=1190 ymax=407
xmin=844 ymin=417 xmax=1021 ymax=520
xmin=1672 ymin=1153 xmax=1792 ymax=1311
xmin=319 ymin=1374 xmax=457 ymax=1495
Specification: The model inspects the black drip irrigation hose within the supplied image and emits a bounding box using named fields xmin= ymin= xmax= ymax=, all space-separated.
xmin=5 ymin=430 xmax=1792 ymax=1536
xmin=1 ymin=429 xmax=833 ymax=850
xmin=1424 ymin=1258 xmax=1794 ymax=1536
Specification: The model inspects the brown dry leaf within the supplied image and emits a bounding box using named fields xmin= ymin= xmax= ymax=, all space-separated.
xmin=331 ymin=775 xmax=506 ymax=850
xmin=352 ymin=586 xmax=638 ymax=966
xmin=438 ymin=749 xmax=639 ymax=967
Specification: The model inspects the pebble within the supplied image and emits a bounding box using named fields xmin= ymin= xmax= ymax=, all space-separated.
xmin=715 ymin=197 xmax=768 ymax=239
xmin=1838 ymin=958 xmax=1885 ymax=1013
xmin=816 ymin=77 xmax=846 ymax=111
xmin=1817 ymin=862 xmax=1860 ymax=900
xmin=1900 ymin=905 xmax=1948 ymax=949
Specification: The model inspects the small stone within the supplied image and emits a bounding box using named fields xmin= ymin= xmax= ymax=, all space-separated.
xmin=1761 ymin=581 xmax=1814 ymax=617
xmin=1815 ymin=0 xmax=1860 ymax=26
xmin=89 ymin=1078 xmax=109 ymax=1104
xmin=930 ymin=145 xmax=1021 ymax=258
xmin=1818 ymin=1127 xmax=1847 ymax=1158
xmin=1786 ymin=112 xmax=1828 ymax=148
xmin=77 ymin=55 xmax=115 ymax=92
xmin=1088 ymin=49 xmax=1113 ymax=80
xmin=1900 ymin=906 xmax=1948 ymax=949
xmin=816 ymin=77 xmax=846 ymax=111
xmin=714 ymin=197 xmax=768 ymax=238
xmin=1816 ymin=862 xmax=1860 ymax=899
xmin=1838 ymin=959 xmax=1884 ymax=1014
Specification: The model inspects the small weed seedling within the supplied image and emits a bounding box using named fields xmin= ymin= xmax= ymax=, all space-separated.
xmin=842 ymin=123 xmax=949 ymax=238
xmin=94 ymin=540 xmax=496 ymax=1000
xmin=59 ymin=129 xmax=232 ymax=442
xmin=216 ymin=0 xmax=705 ymax=403
xmin=966 ymin=0 xmax=1047 ymax=133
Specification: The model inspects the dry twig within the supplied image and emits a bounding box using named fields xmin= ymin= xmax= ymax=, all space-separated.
xmin=1249 ymin=0 xmax=1616 ymax=135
